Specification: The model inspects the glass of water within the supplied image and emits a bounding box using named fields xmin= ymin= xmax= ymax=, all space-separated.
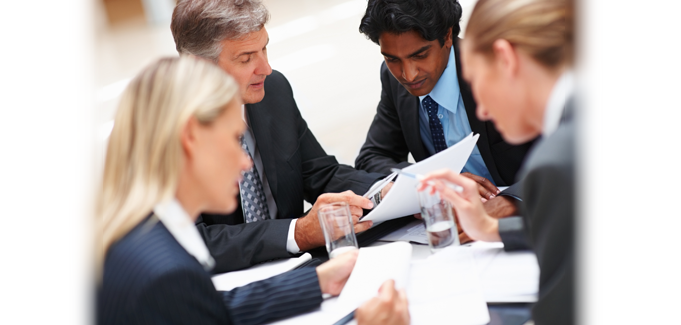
xmin=317 ymin=202 xmax=359 ymax=258
xmin=417 ymin=186 xmax=459 ymax=253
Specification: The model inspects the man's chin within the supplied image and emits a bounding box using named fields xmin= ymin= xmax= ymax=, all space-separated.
xmin=242 ymin=89 xmax=266 ymax=105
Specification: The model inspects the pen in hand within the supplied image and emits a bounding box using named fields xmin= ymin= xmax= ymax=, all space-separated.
xmin=390 ymin=168 xmax=464 ymax=193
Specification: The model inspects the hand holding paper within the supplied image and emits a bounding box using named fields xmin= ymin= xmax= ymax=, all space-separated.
xmin=362 ymin=133 xmax=479 ymax=223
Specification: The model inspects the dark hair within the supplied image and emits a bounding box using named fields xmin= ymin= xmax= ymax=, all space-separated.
xmin=359 ymin=0 xmax=463 ymax=46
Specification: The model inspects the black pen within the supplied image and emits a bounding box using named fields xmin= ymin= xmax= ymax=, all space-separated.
xmin=333 ymin=310 xmax=355 ymax=325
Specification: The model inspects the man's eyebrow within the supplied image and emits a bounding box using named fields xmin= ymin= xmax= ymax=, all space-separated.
xmin=232 ymin=38 xmax=269 ymax=60
xmin=380 ymin=45 xmax=432 ymax=60
xmin=407 ymin=45 xmax=432 ymax=58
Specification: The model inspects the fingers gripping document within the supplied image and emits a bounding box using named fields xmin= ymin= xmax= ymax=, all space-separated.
xmin=362 ymin=133 xmax=479 ymax=223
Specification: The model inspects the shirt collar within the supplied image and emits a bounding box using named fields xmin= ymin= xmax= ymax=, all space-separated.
xmin=419 ymin=46 xmax=460 ymax=113
xmin=542 ymin=70 xmax=574 ymax=136
xmin=153 ymin=198 xmax=215 ymax=271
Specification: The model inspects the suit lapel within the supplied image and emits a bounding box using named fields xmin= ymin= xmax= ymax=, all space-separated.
xmin=245 ymin=103 xmax=279 ymax=205
xmin=453 ymin=39 xmax=503 ymax=184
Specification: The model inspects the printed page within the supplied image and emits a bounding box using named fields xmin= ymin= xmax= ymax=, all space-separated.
xmin=362 ymin=133 xmax=479 ymax=223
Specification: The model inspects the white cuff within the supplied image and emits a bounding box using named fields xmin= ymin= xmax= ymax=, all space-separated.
xmin=286 ymin=219 xmax=301 ymax=254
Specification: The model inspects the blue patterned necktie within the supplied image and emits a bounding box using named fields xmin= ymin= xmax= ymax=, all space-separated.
xmin=239 ymin=136 xmax=270 ymax=223
xmin=423 ymin=95 xmax=448 ymax=152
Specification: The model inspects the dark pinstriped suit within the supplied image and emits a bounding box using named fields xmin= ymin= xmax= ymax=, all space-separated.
xmin=98 ymin=216 xmax=323 ymax=325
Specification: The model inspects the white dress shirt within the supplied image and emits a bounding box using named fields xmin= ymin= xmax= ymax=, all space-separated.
xmin=242 ymin=106 xmax=300 ymax=253
xmin=542 ymin=70 xmax=574 ymax=137
xmin=154 ymin=198 xmax=216 ymax=271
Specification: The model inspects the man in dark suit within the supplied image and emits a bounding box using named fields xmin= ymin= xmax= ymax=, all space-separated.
xmin=170 ymin=0 xmax=385 ymax=273
xmin=355 ymin=0 xmax=535 ymax=240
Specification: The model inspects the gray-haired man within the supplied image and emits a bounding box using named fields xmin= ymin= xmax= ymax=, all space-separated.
xmin=170 ymin=0 xmax=388 ymax=273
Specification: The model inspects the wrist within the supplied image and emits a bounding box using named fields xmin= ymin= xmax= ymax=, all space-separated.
xmin=470 ymin=215 xmax=501 ymax=242
xmin=294 ymin=217 xmax=312 ymax=252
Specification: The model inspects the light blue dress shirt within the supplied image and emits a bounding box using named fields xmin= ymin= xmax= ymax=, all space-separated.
xmin=418 ymin=47 xmax=495 ymax=184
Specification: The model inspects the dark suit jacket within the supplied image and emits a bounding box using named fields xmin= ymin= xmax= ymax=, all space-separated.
xmin=516 ymin=120 xmax=575 ymax=325
xmin=98 ymin=216 xmax=323 ymax=325
xmin=198 ymin=70 xmax=384 ymax=273
xmin=355 ymin=39 xmax=534 ymax=193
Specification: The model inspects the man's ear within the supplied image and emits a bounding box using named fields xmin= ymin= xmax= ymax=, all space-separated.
xmin=444 ymin=27 xmax=454 ymax=48
xmin=492 ymin=39 xmax=519 ymax=78
xmin=180 ymin=116 xmax=200 ymax=159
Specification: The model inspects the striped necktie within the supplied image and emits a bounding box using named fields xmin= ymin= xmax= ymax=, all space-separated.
xmin=239 ymin=136 xmax=271 ymax=223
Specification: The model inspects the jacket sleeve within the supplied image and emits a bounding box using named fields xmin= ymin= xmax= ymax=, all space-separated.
xmin=521 ymin=165 xmax=574 ymax=325
xmin=196 ymin=216 xmax=292 ymax=273
xmin=355 ymin=63 xmax=413 ymax=174
xmin=134 ymin=268 xmax=230 ymax=325
xmin=221 ymin=268 xmax=323 ymax=325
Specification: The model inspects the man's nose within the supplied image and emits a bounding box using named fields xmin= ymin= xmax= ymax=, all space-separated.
xmin=255 ymin=52 xmax=272 ymax=76
xmin=401 ymin=62 xmax=418 ymax=82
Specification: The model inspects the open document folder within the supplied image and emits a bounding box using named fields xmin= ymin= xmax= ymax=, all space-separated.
xmin=362 ymin=133 xmax=479 ymax=223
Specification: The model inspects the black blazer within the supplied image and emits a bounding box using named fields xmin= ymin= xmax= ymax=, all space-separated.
xmin=98 ymin=216 xmax=324 ymax=325
xmin=516 ymin=120 xmax=575 ymax=325
xmin=198 ymin=70 xmax=384 ymax=273
xmin=355 ymin=39 xmax=534 ymax=188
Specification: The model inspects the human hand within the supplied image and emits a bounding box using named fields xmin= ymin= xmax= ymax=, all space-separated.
xmin=295 ymin=191 xmax=374 ymax=251
xmin=418 ymin=169 xmax=501 ymax=242
xmin=356 ymin=280 xmax=410 ymax=325
xmin=315 ymin=249 xmax=359 ymax=296
xmin=380 ymin=182 xmax=394 ymax=199
xmin=461 ymin=172 xmax=500 ymax=201
xmin=457 ymin=196 xmax=516 ymax=244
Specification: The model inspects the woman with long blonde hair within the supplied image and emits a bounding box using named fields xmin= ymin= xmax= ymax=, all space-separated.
xmin=96 ymin=56 xmax=363 ymax=325
xmin=420 ymin=0 xmax=575 ymax=324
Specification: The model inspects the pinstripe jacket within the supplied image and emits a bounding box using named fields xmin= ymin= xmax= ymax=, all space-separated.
xmin=97 ymin=214 xmax=323 ymax=325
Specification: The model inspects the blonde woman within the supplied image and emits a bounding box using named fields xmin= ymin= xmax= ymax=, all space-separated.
xmin=419 ymin=0 xmax=575 ymax=324
xmin=95 ymin=56 xmax=403 ymax=325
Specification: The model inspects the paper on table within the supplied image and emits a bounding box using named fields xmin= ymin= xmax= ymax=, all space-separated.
xmin=362 ymin=133 xmax=479 ymax=223
xmin=408 ymin=246 xmax=490 ymax=325
xmin=469 ymin=241 xmax=539 ymax=303
xmin=211 ymin=253 xmax=312 ymax=292
xmin=378 ymin=219 xmax=429 ymax=245
xmin=337 ymin=242 xmax=412 ymax=309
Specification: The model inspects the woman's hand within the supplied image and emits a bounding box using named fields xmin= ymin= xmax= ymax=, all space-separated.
xmin=315 ymin=249 xmax=359 ymax=296
xmin=356 ymin=280 xmax=410 ymax=325
xmin=418 ymin=169 xmax=501 ymax=242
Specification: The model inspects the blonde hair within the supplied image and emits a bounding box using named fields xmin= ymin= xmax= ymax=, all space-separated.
xmin=465 ymin=0 xmax=573 ymax=69
xmin=96 ymin=56 xmax=239 ymax=264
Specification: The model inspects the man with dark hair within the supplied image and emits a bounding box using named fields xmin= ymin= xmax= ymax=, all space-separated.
xmin=355 ymin=0 xmax=536 ymax=245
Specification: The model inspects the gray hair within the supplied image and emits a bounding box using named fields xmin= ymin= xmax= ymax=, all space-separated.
xmin=171 ymin=0 xmax=270 ymax=62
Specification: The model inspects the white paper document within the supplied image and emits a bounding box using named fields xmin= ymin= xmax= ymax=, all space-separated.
xmin=378 ymin=219 xmax=429 ymax=245
xmin=362 ymin=133 xmax=479 ymax=223
xmin=469 ymin=241 xmax=540 ymax=303
xmin=407 ymin=246 xmax=490 ymax=325
xmin=211 ymin=253 xmax=312 ymax=292
xmin=337 ymin=242 xmax=413 ymax=308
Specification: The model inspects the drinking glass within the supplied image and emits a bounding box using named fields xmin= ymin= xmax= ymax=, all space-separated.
xmin=417 ymin=187 xmax=459 ymax=252
xmin=317 ymin=202 xmax=359 ymax=258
